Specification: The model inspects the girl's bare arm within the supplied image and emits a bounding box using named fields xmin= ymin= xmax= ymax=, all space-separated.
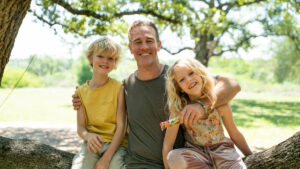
xmin=218 ymin=104 xmax=252 ymax=156
xmin=162 ymin=124 xmax=180 ymax=169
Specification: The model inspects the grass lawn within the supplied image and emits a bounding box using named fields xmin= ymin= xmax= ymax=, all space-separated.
xmin=0 ymin=88 xmax=76 ymax=124
xmin=0 ymin=88 xmax=299 ymax=151
xmin=231 ymin=92 xmax=300 ymax=151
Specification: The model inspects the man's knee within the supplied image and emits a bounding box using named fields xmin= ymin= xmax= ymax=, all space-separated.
xmin=167 ymin=149 xmax=187 ymax=169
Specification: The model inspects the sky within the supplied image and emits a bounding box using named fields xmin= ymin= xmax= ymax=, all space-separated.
xmin=10 ymin=11 xmax=272 ymax=61
xmin=11 ymin=13 xmax=81 ymax=60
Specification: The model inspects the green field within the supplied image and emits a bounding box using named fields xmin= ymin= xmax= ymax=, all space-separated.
xmin=0 ymin=88 xmax=299 ymax=151
xmin=231 ymin=92 xmax=300 ymax=151
xmin=0 ymin=88 xmax=76 ymax=124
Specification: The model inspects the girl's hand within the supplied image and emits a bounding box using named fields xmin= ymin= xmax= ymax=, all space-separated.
xmin=94 ymin=157 xmax=110 ymax=169
xmin=86 ymin=133 xmax=103 ymax=153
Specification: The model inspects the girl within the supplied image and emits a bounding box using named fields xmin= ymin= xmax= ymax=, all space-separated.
xmin=163 ymin=58 xmax=252 ymax=169
xmin=71 ymin=37 xmax=127 ymax=169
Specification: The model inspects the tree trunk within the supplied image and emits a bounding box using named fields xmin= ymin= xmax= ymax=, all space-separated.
xmin=195 ymin=35 xmax=209 ymax=66
xmin=194 ymin=34 xmax=216 ymax=67
xmin=0 ymin=136 xmax=74 ymax=169
xmin=0 ymin=132 xmax=299 ymax=169
xmin=0 ymin=0 xmax=31 ymax=86
xmin=244 ymin=130 xmax=300 ymax=169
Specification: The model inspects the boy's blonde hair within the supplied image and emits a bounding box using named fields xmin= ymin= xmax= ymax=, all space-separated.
xmin=86 ymin=37 xmax=122 ymax=68
xmin=166 ymin=58 xmax=216 ymax=115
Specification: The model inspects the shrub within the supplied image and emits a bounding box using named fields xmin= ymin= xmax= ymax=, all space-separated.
xmin=2 ymin=67 xmax=44 ymax=88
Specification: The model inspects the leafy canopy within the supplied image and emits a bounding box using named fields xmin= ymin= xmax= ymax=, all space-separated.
xmin=31 ymin=0 xmax=300 ymax=64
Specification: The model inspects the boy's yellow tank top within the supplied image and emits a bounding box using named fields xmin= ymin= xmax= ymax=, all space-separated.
xmin=76 ymin=78 xmax=127 ymax=146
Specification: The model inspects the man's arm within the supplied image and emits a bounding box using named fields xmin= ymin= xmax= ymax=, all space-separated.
xmin=214 ymin=76 xmax=241 ymax=108
xmin=180 ymin=76 xmax=241 ymax=129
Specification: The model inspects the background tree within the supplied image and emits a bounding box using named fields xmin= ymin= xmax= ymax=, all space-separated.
xmin=0 ymin=0 xmax=299 ymax=85
xmin=0 ymin=0 xmax=32 ymax=85
xmin=272 ymin=38 xmax=300 ymax=83
xmin=30 ymin=0 xmax=300 ymax=65
xmin=74 ymin=54 xmax=92 ymax=85
xmin=27 ymin=55 xmax=71 ymax=76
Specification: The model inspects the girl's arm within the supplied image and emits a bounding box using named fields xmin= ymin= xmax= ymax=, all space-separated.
xmin=95 ymin=86 xmax=127 ymax=169
xmin=217 ymin=104 xmax=252 ymax=156
xmin=77 ymin=106 xmax=103 ymax=153
xmin=163 ymin=124 xmax=180 ymax=169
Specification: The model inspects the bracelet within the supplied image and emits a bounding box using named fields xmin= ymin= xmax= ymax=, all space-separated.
xmin=194 ymin=99 xmax=208 ymax=116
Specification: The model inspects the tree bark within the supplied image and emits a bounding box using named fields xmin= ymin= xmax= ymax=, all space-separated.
xmin=0 ymin=131 xmax=299 ymax=169
xmin=0 ymin=136 xmax=74 ymax=169
xmin=244 ymin=130 xmax=300 ymax=169
xmin=194 ymin=33 xmax=216 ymax=66
xmin=0 ymin=0 xmax=31 ymax=86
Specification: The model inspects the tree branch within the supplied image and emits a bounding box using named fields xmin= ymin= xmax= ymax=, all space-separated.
xmin=218 ymin=0 xmax=266 ymax=14
xmin=29 ymin=9 xmax=97 ymax=37
xmin=49 ymin=0 xmax=109 ymax=20
xmin=195 ymin=0 xmax=210 ymax=6
xmin=161 ymin=46 xmax=194 ymax=55
xmin=115 ymin=10 xmax=180 ymax=24
xmin=49 ymin=0 xmax=181 ymax=24
xmin=213 ymin=33 xmax=266 ymax=56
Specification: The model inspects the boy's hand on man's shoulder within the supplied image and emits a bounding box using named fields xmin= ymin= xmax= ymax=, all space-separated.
xmin=72 ymin=86 xmax=81 ymax=110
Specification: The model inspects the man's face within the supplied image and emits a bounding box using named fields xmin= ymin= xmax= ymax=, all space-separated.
xmin=128 ymin=25 xmax=161 ymax=68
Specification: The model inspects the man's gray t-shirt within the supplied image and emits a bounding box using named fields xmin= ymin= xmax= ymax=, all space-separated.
xmin=123 ymin=65 xmax=184 ymax=169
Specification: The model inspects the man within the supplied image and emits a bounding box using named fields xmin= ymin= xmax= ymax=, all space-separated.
xmin=73 ymin=20 xmax=241 ymax=169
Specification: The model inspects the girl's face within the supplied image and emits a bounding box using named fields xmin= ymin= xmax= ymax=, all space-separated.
xmin=92 ymin=51 xmax=115 ymax=76
xmin=174 ymin=64 xmax=204 ymax=101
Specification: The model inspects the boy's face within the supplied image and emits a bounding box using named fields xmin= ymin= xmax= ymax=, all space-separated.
xmin=128 ymin=25 xmax=161 ymax=68
xmin=174 ymin=64 xmax=204 ymax=101
xmin=91 ymin=51 xmax=115 ymax=75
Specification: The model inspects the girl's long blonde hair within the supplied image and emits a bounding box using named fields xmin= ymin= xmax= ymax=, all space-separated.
xmin=166 ymin=58 xmax=216 ymax=115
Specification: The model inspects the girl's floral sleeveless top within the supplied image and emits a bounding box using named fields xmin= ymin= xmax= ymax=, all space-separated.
xmin=183 ymin=109 xmax=225 ymax=146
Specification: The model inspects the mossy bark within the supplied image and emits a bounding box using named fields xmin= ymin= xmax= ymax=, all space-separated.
xmin=0 ymin=131 xmax=299 ymax=169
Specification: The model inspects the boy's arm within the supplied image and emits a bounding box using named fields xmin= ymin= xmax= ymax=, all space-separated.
xmin=77 ymin=106 xmax=103 ymax=153
xmin=95 ymin=86 xmax=127 ymax=168
xmin=218 ymin=104 xmax=252 ymax=156
xmin=163 ymin=124 xmax=180 ymax=169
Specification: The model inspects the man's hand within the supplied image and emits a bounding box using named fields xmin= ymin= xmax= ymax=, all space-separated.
xmin=179 ymin=103 xmax=206 ymax=129
xmin=86 ymin=133 xmax=103 ymax=154
xmin=72 ymin=86 xmax=81 ymax=110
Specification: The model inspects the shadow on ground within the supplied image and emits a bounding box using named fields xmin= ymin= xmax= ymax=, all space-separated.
xmin=231 ymin=99 xmax=300 ymax=128
xmin=0 ymin=126 xmax=81 ymax=153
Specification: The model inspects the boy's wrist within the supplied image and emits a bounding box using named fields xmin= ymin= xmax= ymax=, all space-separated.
xmin=101 ymin=151 xmax=113 ymax=161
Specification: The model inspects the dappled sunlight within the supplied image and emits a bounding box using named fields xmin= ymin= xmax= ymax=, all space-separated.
xmin=231 ymin=99 xmax=300 ymax=128
xmin=0 ymin=124 xmax=81 ymax=153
